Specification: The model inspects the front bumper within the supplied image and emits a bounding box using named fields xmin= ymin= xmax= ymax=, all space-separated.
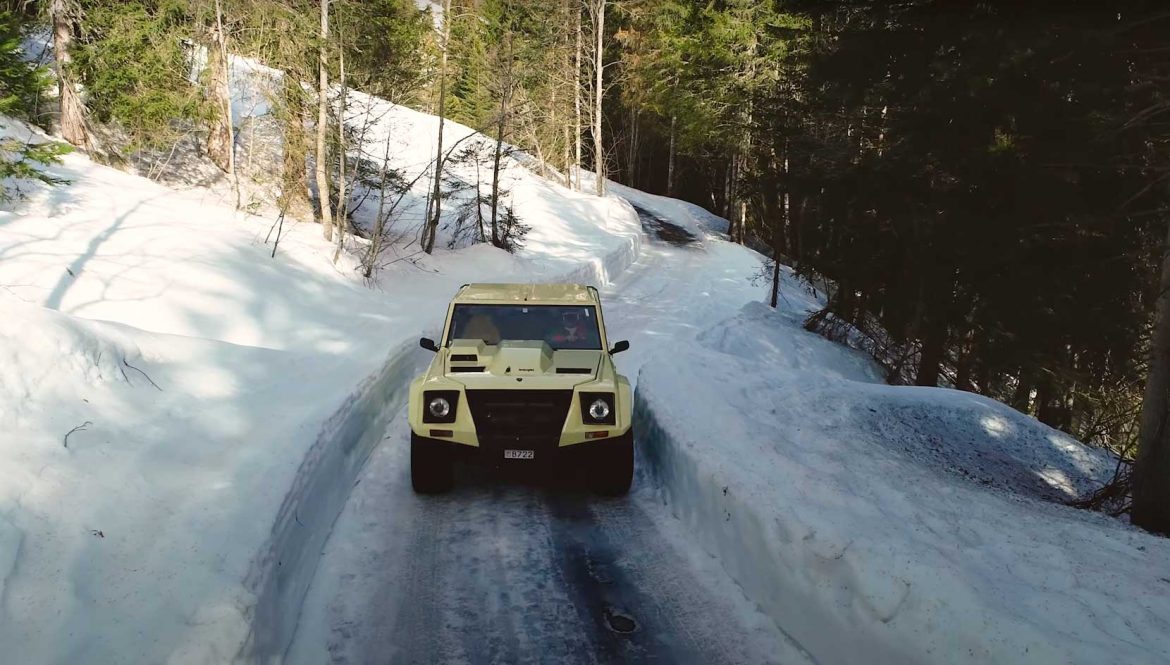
xmin=411 ymin=428 xmax=631 ymax=467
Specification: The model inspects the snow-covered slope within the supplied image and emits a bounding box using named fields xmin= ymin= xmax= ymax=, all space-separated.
xmin=637 ymin=300 xmax=1170 ymax=664
xmin=0 ymin=104 xmax=641 ymax=661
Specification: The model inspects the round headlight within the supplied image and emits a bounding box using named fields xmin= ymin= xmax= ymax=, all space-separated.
xmin=588 ymin=398 xmax=611 ymax=421
xmin=428 ymin=396 xmax=451 ymax=418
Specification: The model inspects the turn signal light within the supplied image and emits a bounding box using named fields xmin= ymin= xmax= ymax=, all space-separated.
xmin=585 ymin=431 xmax=609 ymax=440
xmin=430 ymin=429 xmax=454 ymax=438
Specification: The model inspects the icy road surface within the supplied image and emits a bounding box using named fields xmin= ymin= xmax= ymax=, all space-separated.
xmin=287 ymin=222 xmax=814 ymax=664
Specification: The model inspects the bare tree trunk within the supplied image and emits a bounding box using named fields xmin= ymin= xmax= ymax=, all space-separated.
xmin=561 ymin=2 xmax=572 ymax=186
xmin=206 ymin=0 xmax=233 ymax=174
xmin=491 ymin=116 xmax=505 ymax=247
xmin=364 ymin=134 xmax=394 ymax=279
xmin=1133 ymin=220 xmax=1170 ymax=535
xmin=738 ymin=199 xmax=747 ymax=244
xmin=722 ymin=157 xmax=734 ymax=235
xmin=591 ymin=0 xmax=606 ymax=196
xmin=50 ymin=0 xmax=93 ymax=152
xmin=573 ymin=3 xmax=583 ymax=192
xmin=562 ymin=122 xmax=571 ymax=186
xmin=1010 ymin=369 xmax=1033 ymax=412
xmin=210 ymin=0 xmax=241 ymax=210
xmin=530 ymin=126 xmax=549 ymax=179
xmin=316 ymin=0 xmax=334 ymax=240
xmin=423 ymin=0 xmax=453 ymax=254
xmin=626 ymin=106 xmax=638 ymax=187
xmin=915 ymin=287 xmax=949 ymax=387
xmin=667 ymin=114 xmax=676 ymax=197
xmin=333 ymin=43 xmax=348 ymax=263
xmin=770 ymin=257 xmax=782 ymax=308
xmin=491 ymin=33 xmax=515 ymax=249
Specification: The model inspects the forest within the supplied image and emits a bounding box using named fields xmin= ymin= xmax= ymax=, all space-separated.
xmin=0 ymin=0 xmax=1167 ymax=533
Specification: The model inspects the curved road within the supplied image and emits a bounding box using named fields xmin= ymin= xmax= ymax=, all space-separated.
xmin=287 ymin=213 xmax=812 ymax=664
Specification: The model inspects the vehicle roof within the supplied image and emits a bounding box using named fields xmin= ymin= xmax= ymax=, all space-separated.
xmin=453 ymin=283 xmax=599 ymax=304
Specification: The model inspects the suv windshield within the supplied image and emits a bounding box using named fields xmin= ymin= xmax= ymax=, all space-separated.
xmin=447 ymin=304 xmax=602 ymax=350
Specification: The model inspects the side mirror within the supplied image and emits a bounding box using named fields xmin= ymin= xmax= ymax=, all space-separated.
xmin=420 ymin=337 xmax=439 ymax=353
xmin=609 ymin=340 xmax=630 ymax=355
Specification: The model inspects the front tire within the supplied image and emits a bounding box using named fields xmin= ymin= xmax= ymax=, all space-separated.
xmin=411 ymin=432 xmax=453 ymax=494
xmin=590 ymin=430 xmax=633 ymax=496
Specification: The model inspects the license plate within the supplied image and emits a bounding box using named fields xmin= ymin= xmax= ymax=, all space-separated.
xmin=504 ymin=449 xmax=535 ymax=460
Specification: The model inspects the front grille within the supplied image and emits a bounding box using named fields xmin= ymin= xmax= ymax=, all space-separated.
xmin=466 ymin=390 xmax=573 ymax=446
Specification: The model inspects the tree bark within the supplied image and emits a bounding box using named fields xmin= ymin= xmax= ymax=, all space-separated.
xmin=423 ymin=0 xmax=452 ymax=254
xmin=790 ymin=195 xmax=807 ymax=267
xmin=914 ymin=265 xmax=951 ymax=387
xmin=721 ymin=160 xmax=730 ymax=224
xmin=51 ymin=0 xmax=93 ymax=152
xmin=315 ymin=0 xmax=334 ymax=240
xmin=626 ymin=106 xmax=638 ymax=186
xmin=765 ymin=187 xmax=784 ymax=308
xmin=915 ymin=317 xmax=946 ymax=387
xmin=1133 ymin=219 xmax=1170 ymax=534
xmin=333 ymin=41 xmax=347 ymax=262
xmin=490 ymin=33 xmax=513 ymax=249
xmin=667 ymin=114 xmax=676 ymax=197
xmin=573 ymin=3 xmax=582 ymax=192
xmin=206 ymin=0 xmax=234 ymax=176
xmin=591 ymin=0 xmax=606 ymax=196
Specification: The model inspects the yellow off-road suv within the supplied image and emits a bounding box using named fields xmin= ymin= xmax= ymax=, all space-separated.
xmin=409 ymin=283 xmax=633 ymax=495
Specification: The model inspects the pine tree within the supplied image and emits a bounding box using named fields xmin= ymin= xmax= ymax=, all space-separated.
xmin=71 ymin=1 xmax=200 ymax=152
xmin=0 ymin=9 xmax=71 ymax=201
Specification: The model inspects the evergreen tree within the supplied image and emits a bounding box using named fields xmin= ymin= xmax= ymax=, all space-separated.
xmin=71 ymin=0 xmax=200 ymax=151
xmin=0 ymin=9 xmax=71 ymax=201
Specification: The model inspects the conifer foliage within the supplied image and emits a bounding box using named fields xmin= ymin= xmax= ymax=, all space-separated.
xmin=0 ymin=8 xmax=70 ymax=201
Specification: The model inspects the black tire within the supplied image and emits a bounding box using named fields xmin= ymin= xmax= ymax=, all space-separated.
xmin=411 ymin=432 xmax=453 ymax=494
xmin=591 ymin=430 xmax=634 ymax=496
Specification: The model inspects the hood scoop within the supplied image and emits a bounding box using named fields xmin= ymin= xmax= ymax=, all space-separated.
xmin=447 ymin=339 xmax=489 ymax=373
xmin=488 ymin=341 xmax=555 ymax=375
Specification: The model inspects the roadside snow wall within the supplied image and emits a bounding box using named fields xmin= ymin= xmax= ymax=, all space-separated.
xmin=636 ymin=302 xmax=1170 ymax=665
xmin=241 ymin=340 xmax=427 ymax=660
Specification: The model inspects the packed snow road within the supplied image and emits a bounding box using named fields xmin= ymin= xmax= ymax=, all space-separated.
xmin=287 ymin=215 xmax=811 ymax=664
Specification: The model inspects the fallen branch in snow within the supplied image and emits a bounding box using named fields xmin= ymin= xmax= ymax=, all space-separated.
xmin=1071 ymin=463 xmax=1133 ymax=516
xmin=64 ymin=421 xmax=93 ymax=449
xmin=122 ymin=358 xmax=162 ymax=391
xmin=265 ymin=209 xmax=287 ymax=259
xmin=264 ymin=192 xmax=292 ymax=260
xmin=0 ymin=284 xmax=31 ymax=302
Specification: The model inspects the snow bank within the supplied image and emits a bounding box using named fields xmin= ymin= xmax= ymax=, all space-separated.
xmin=242 ymin=338 xmax=426 ymax=659
xmin=0 ymin=295 xmax=136 ymax=423
xmin=0 ymin=294 xmax=329 ymax=663
xmin=637 ymin=301 xmax=1169 ymax=664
